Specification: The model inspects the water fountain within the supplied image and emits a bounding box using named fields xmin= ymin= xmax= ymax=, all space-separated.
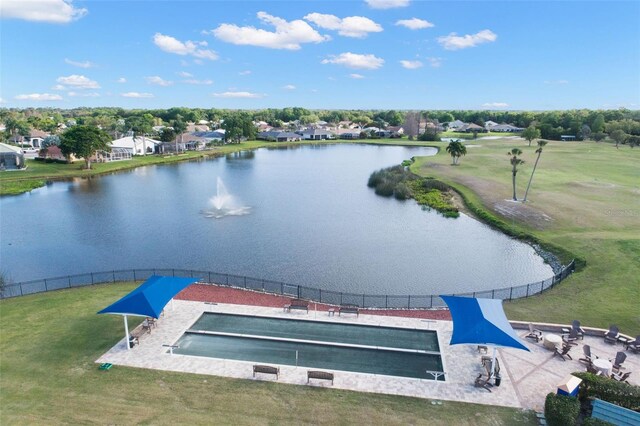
xmin=202 ymin=177 xmax=251 ymax=219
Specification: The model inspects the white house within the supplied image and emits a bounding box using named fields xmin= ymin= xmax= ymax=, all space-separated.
xmin=110 ymin=136 xmax=161 ymax=155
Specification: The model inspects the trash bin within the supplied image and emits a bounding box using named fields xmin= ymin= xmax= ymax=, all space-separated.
xmin=494 ymin=374 xmax=502 ymax=387
xmin=557 ymin=374 xmax=582 ymax=397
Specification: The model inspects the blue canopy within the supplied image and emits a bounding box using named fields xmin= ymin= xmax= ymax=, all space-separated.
xmin=98 ymin=275 xmax=198 ymax=318
xmin=441 ymin=295 xmax=529 ymax=351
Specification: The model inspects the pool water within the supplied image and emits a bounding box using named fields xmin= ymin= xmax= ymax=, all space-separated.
xmin=173 ymin=313 xmax=444 ymax=380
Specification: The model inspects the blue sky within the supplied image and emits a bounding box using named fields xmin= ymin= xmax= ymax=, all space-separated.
xmin=1 ymin=0 xmax=639 ymax=110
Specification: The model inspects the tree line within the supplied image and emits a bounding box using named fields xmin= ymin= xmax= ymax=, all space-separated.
xmin=1 ymin=107 xmax=639 ymax=144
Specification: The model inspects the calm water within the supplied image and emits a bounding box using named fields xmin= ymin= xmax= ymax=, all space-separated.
xmin=0 ymin=144 xmax=552 ymax=294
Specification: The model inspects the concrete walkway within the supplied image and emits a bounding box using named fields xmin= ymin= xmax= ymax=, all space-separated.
xmin=97 ymin=300 xmax=638 ymax=411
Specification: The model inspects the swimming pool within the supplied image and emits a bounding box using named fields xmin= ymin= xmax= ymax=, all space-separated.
xmin=173 ymin=313 xmax=444 ymax=380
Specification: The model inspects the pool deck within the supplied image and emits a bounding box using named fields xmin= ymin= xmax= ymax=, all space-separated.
xmin=97 ymin=300 xmax=639 ymax=412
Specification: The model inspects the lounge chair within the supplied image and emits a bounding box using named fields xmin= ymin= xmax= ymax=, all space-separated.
xmin=562 ymin=327 xmax=580 ymax=346
xmin=604 ymin=325 xmax=619 ymax=344
xmin=611 ymin=351 xmax=627 ymax=372
xmin=553 ymin=344 xmax=573 ymax=361
xmin=474 ymin=374 xmax=492 ymax=392
xmin=579 ymin=345 xmax=598 ymax=365
xmin=611 ymin=371 xmax=631 ymax=383
xmin=561 ymin=320 xmax=584 ymax=340
xmin=625 ymin=335 xmax=640 ymax=353
xmin=525 ymin=323 xmax=543 ymax=342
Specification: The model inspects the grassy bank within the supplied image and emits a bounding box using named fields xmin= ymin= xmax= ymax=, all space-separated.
xmin=411 ymin=139 xmax=640 ymax=332
xmin=0 ymin=284 xmax=535 ymax=425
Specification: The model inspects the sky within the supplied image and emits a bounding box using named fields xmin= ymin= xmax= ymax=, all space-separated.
xmin=1 ymin=0 xmax=639 ymax=110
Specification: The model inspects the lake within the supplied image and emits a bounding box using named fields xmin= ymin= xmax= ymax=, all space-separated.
xmin=0 ymin=144 xmax=553 ymax=294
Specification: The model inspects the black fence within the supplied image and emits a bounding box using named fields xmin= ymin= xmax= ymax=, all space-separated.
xmin=0 ymin=260 xmax=575 ymax=309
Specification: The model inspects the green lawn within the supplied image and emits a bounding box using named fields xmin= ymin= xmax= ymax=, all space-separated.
xmin=0 ymin=284 xmax=535 ymax=425
xmin=411 ymin=139 xmax=640 ymax=332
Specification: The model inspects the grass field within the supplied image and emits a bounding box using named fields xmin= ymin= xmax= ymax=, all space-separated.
xmin=0 ymin=284 xmax=535 ymax=425
xmin=411 ymin=138 xmax=640 ymax=332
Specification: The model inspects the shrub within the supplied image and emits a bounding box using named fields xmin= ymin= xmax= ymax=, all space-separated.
xmin=422 ymin=178 xmax=450 ymax=192
xmin=582 ymin=417 xmax=614 ymax=426
xmin=394 ymin=183 xmax=412 ymax=200
xmin=544 ymin=392 xmax=579 ymax=426
xmin=374 ymin=181 xmax=395 ymax=197
xmin=573 ymin=372 xmax=640 ymax=411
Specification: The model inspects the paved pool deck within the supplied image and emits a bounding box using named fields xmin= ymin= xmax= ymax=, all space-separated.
xmin=97 ymin=300 xmax=638 ymax=412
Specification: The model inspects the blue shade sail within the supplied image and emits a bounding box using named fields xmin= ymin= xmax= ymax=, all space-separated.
xmin=440 ymin=295 xmax=529 ymax=351
xmin=98 ymin=275 xmax=198 ymax=318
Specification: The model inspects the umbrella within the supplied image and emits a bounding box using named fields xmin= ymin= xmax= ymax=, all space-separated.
xmin=441 ymin=295 xmax=529 ymax=379
xmin=98 ymin=275 xmax=199 ymax=350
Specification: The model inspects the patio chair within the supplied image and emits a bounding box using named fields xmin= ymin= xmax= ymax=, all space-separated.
xmin=561 ymin=320 xmax=585 ymax=340
xmin=611 ymin=370 xmax=631 ymax=384
xmin=611 ymin=351 xmax=627 ymax=372
xmin=604 ymin=325 xmax=619 ymax=344
xmin=525 ymin=323 xmax=543 ymax=342
xmin=553 ymin=343 xmax=573 ymax=361
xmin=625 ymin=335 xmax=640 ymax=353
xmin=579 ymin=345 xmax=598 ymax=365
xmin=562 ymin=327 xmax=580 ymax=346
xmin=474 ymin=374 xmax=493 ymax=392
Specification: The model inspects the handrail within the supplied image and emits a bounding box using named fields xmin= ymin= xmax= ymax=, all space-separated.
xmin=0 ymin=261 xmax=575 ymax=308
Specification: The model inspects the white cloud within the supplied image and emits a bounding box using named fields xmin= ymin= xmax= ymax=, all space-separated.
xmin=64 ymin=58 xmax=95 ymax=68
xmin=395 ymin=18 xmax=434 ymax=30
xmin=121 ymin=92 xmax=154 ymax=98
xmin=239 ymin=70 xmax=252 ymax=75
xmin=482 ymin=102 xmax=509 ymax=108
xmin=438 ymin=29 xmax=497 ymax=50
xmin=145 ymin=76 xmax=173 ymax=86
xmin=68 ymin=91 xmax=100 ymax=97
xmin=177 ymin=71 xmax=193 ymax=78
xmin=321 ymin=52 xmax=384 ymax=70
xmin=212 ymin=91 xmax=264 ymax=98
xmin=365 ymin=0 xmax=410 ymax=9
xmin=544 ymin=79 xmax=569 ymax=85
xmin=0 ymin=97 xmax=5 ymax=103
xmin=15 ymin=93 xmax=63 ymax=101
xmin=400 ymin=60 xmax=423 ymax=69
xmin=0 ymin=0 xmax=87 ymax=24
xmin=56 ymin=74 xmax=100 ymax=89
xmin=117 ymin=77 xmax=127 ymax=83
xmin=184 ymin=79 xmax=213 ymax=85
xmin=427 ymin=57 xmax=442 ymax=68
xmin=153 ymin=33 xmax=218 ymax=60
xmin=304 ymin=13 xmax=382 ymax=38
xmin=210 ymin=11 xmax=329 ymax=50
xmin=282 ymin=84 xmax=296 ymax=90
xmin=349 ymin=73 xmax=365 ymax=79
xmin=51 ymin=84 xmax=66 ymax=90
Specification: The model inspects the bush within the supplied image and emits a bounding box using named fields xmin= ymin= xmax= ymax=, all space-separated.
xmin=582 ymin=417 xmax=614 ymax=426
xmin=394 ymin=183 xmax=412 ymax=200
xmin=545 ymin=392 xmax=580 ymax=426
xmin=374 ymin=181 xmax=395 ymax=197
xmin=573 ymin=372 xmax=640 ymax=411
xmin=422 ymin=178 xmax=450 ymax=192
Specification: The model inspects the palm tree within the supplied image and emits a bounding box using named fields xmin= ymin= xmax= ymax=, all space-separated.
xmin=446 ymin=140 xmax=467 ymax=165
xmin=507 ymin=148 xmax=525 ymax=201
xmin=523 ymin=140 xmax=548 ymax=203
xmin=172 ymin=118 xmax=187 ymax=154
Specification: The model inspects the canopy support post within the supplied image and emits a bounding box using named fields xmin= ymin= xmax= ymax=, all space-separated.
xmin=124 ymin=315 xmax=130 ymax=351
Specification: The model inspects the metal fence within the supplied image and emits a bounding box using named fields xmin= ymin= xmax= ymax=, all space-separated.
xmin=0 ymin=260 xmax=575 ymax=308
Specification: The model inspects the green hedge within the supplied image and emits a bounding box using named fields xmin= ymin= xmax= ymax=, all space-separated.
xmin=582 ymin=417 xmax=614 ymax=426
xmin=545 ymin=392 xmax=580 ymax=426
xmin=573 ymin=372 xmax=640 ymax=412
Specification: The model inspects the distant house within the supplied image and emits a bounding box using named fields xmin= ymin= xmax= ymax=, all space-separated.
xmin=97 ymin=147 xmax=132 ymax=162
xmin=257 ymin=131 xmax=301 ymax=142
xmin=0 ymin=143 xmax=25 ymax=170
xmin=484 ymin=120 xmax=499 ymax=129
xmin=186 ymin=123 xmax=209 ymax=133
xmin=109 ymin=136 xmax=161 ymax=155
xmin=387 ymin=126 xmax=405 ymax=137
xmin=561 ymin=135 xmax=576 ymax=141
xmin=24 ymin=130 xmax=50 ymax=148
xmin=458 ymin=123 xmax=486 ymax=133
xmin=490 ymin=124 xmax=523 ymax=132
xmin=299 ymin=128 xmax=333 ymax=140
xmin=447 ymin=120 xmax=466 ymax=131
